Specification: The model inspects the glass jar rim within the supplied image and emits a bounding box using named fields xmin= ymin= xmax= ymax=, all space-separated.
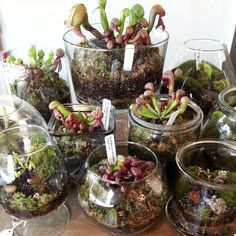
xmin=0 ymin=124 xmax=51 ymax=158
xmin=0 ymin=95 xmax=23 ymax=118
xmin=176 ymin=139 xmax=236 ymax=190
xmin=129 ymin=96 xmax=203 ymax=133
xmin=184 ymin=38 xmax=225 ymax=52
xmin=218 ymin=86 xmax=236 ymax=118
xmin=48 ymin=103 xmax=116 ymax=137
xmin=86 ymin=141 xmax=159 ymax=185
xmin=62 ymin=26 xmax=170 ymax=52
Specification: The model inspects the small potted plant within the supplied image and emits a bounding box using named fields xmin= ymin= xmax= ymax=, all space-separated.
xmin=48 ymin=101 xmax=115 ymax=176
xmin=0 ymin=45 xmax=71 ymax=122
xmin=128 ymin=70 xmax=203 ymax=186
xmin=63 ymin=1 xmax=169 ymax=108
xmin=167 ymin=140 xmax=236 ymax=236
xmin=162 ymin=39 xmax=236 ymax=116
xmin=78 ymin=141 xmax=169 ymax=234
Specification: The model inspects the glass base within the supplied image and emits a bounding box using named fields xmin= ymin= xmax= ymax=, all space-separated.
xmin=0 ymin=203 xmax=70 ymax=236
xmin=165 ymin=197 xmax=193 ymax=236
xmin=166 ymin=196 xmax=236 ymax=236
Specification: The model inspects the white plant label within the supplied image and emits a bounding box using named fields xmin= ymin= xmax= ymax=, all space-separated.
xmin=166 ymin=110 xmax=179 ymax=126
xmin=195 ymin=51 xmax=201 ymax=70
xmin=102 ymin=99 xmax=111 ymax=131
xmin=105 ymin=134 xmax=117 ymax=165
xmin=123 ymin=44 xmax=135 ymax=71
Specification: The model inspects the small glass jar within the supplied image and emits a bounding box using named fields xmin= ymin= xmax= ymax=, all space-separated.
xmin=201 ymin=86 xmax=236 ymax=140
xmin=0 ymin=45 xmax=71 ymax=122
xmin=78 ymin=142 xmax=169 ymax=234
xmin=167 ymin=39 xmax=236 ymax=116
xmin=128 ymin=96 xmax=203 ymax=187
xmin=0 ymin=94 xmax=47 ymax=131
xmin=48 ymin=103 xmax=115 ymax=176
xmin=167 ymin=140 xmax=236 ymax=236
xmin=63 ymin=26 xmax=169 ymax=109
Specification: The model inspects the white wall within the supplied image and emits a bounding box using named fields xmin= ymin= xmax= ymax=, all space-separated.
xmin=0 ymin=0 xmax=236 ymax=94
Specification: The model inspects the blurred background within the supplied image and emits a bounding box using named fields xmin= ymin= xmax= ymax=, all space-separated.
xmin=0 ymin=0 xmax=236 ymax=94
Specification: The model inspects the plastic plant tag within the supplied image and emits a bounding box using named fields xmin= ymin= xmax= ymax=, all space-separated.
xmin=123 ymin=44 xmax=135 ymax=71
xmin=166 ymin=110 xmax=179 ymax=126
xmin=102 ymin=99 xmax=111 ymax=131
xmin=195 ymin=51 xmax=201 ymax=70
xmin=105 ymin=134 xmax=117 ymax=165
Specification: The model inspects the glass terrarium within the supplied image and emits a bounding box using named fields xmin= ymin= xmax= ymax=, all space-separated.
xmin=78 ymin=142 xmax=169 ymax=234
xmin=48 ymin=103 xmax=115 ymax=176
xmin=201 ymin=86 xmax=236 ymax=140
xmin=129 ymin=95 xmax=203 ymax=187
xmin=164 ymin=39 xmax=236 ymax=116
xmin=0 ymin=94 xmax=47 ymax=131
xmin=0 ymin=125 xmax=69 ymax=234
xmin=0 ymin=45 xmax=71 ymax=122
xmin=63 ymin=2 xmax=169 ymax=109
xmin=166 ymin=140 xmax=236 ymax=236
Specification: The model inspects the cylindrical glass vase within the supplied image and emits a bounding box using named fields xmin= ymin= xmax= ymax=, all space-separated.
xmin=63 ymin=26 xmax=169 ymax=109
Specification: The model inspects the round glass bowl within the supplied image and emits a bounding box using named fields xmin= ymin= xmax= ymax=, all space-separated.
xmin=167 ymin=139 xmax=236 ymax=236
xmin=78 ymin=142 xmax=169 ymax=234
xmin=201 ymin=86 xmax=236 ymax=140
xmin=63 ymin=26 xmax=169 ymax=109
xmin=48 ymin=103 xmax=115 ymax=176
xmin=128 ymin=96 xmax=203 ymax=187
xmin=0 ymin=125 xmax=69 ymax=220
xmin=0 ymin=46 xmax=71 ymax=122
xmin=166 ymin=39 xmax=236 ymax=116
xmin=0 ymin=95 xmax=47 ymax=131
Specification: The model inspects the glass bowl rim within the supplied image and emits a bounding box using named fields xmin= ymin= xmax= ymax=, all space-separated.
xmin=176 ymin=139 xmax=236 ymax=190
xmin=86 ymin=141 xmax=159 ymax=185
xmin=0 ymin=124 xmax=52 ymax=159
xmin=218 ymin=85 xmax=236 ymax=116
xmin=62 ymin=25 xmax=170 ymax=52
xmin=48 ymin=103 xmax=116 ymax=137
xmin=129 ymin=95 xmax=203 ymax=133
xmin=183 ymin=38 xmax=225 ymax=52
xmin=0 ymin=95 xmax=23 ymax=118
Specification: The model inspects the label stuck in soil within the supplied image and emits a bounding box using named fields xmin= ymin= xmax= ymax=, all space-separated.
xmin=102 ymin=99 xmax=111 ymax=131
xmin=105 ymin=134 xmax=117 ymax=165
xmin=195 ymin=51 xmax=201 ymax=70
xmin=123 ymin=44 xmax=135 ymax=71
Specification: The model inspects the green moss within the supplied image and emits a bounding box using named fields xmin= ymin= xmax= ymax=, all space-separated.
xmin=174 ymin=175 xmax=192 ymax=199
xmin=219 ymin=190 xmax=236 ymax=206
xmin=11 ymin=192 xmax=38 ymax=211
xmin=30 ymin=146 xmax=59 ymax=179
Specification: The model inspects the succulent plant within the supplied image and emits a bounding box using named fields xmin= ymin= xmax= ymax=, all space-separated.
xmin=49 ymin=101 xmax=104 ymax=134
xmin=130 ymin=70 xmax=190 ymax=124
xmin=65 ymin=1 xmax=165 ymax=49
